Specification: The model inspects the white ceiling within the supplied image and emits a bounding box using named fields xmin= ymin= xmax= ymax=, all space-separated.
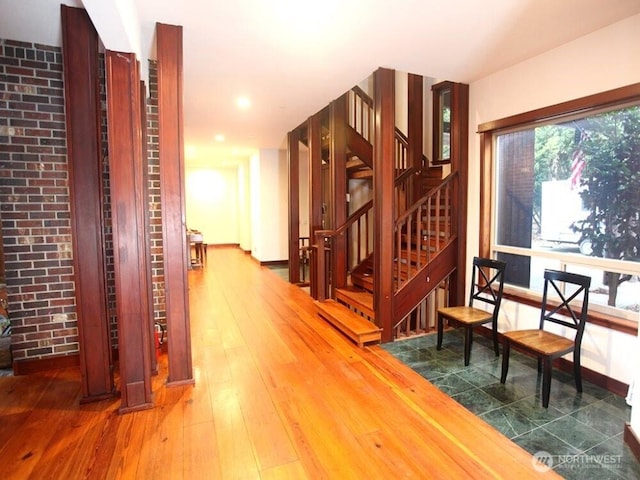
xmin=2 ymin=0 xmax=640 ymax=166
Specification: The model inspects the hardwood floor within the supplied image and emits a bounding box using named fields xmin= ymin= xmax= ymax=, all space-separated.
xmin=0 ymin=247 xmax=559 ymax=479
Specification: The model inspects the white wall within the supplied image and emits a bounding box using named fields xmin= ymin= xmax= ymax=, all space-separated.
xmin=185 ymin=166 xmax=239 ymax=245
xmin=468 ymin=14 xmax=640 ymax=384
xmin=250 ymin=148 xmax=289 ymax=262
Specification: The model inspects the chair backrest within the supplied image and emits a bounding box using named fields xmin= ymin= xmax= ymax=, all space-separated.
xmin=539 ymin=269 xmax=591 ymax=343
xmin=469 ymin=257 xmax=507 ymax=317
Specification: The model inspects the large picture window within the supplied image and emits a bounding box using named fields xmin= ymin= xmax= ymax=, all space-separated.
xmin=479 ymin=85 xmax=640 ymax=329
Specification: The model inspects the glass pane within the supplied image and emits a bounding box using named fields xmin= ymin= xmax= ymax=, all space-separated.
xmin=439 ymin=89 xmax=451 ymax=160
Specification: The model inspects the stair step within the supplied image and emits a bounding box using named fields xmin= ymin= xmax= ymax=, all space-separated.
xmin=315 ymin=299 xmax=381 ymax=347
xmin=335 ymin=287 xmax=374 ymax=318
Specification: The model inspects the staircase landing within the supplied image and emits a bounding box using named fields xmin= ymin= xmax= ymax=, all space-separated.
xmin=315 ymin=299 xmax=381 ymax=347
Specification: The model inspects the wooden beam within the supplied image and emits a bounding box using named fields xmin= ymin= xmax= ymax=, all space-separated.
xmin=105 ymin=50 xmax=153 ymax=413
xmin=156 ymin=23 xmax=194 ymax=386
xmin=61 ymin=5 xmax=114 ymax=403
xmin=373 ymin=68 xmax=395 ymax=342
xmin=308 ymin=112 xmax=323 ymax=299
xmin=330 ymin=94 xmax=348 ymax=289
xmin=288 ymin=129 xmax=301 ymax=284
xmin=450 ymin=82 xmax=469 ymax=306
xmin=408 ymin=73 xmax=423 ymax=203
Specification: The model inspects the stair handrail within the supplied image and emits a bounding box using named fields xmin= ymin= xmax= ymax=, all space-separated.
xmin=394 ymin=172 xmax=459 ymax=291
xmin=348 ymin=86 xmax=373 ymax=144
xmin=313 ymin=200 xmax=374 ymax=301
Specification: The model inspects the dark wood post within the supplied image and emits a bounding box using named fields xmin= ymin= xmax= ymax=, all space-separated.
xmin=330 ymin=94 xmax=348 ymax=290
xmin=288 ymin=129 xmax=300 ymax=284
xmin=308 ymin=113 xmax=323 ymax=299
xmin=373 ymin=68 xmax=395 ymax=342
xmin=449 ymin=82 xmax=469 ymax=306
xmin=61 ymin=6 xmax=114 ymax=403
xmin=408 ymin=73 xmax=424 ymax=203
xmin=105 ymin=51 xmax=153 ymax=413
xmin=156 ymin=23 xmax=194 ymax=386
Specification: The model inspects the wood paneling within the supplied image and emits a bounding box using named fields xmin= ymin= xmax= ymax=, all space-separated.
xmin=156 ymin=23 xmax=194 ymax=386
xmin=61 ymin=5 xmax=114 ymax=402
xmin=105 ymin=50 xmax=153 ymax=413
xmin=373 ymin=68 xmax=395 ymax=342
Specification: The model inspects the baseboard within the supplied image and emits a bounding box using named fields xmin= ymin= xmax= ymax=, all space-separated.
xmin=13 ymin=353 xmax=80 ymax=375
xmin=260 ymin=260 xmax=288 ymax=267
xmin=476 ymin=326 xmax=629 ymax=397
xmin=624 ymin=423 xmax=640 ymax=462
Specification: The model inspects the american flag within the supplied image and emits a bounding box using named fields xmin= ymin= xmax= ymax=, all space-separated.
xmin=570 ymin=129 xmax=587 ymax=190
xmin=570 ymin=148 xmax=586 ymax=190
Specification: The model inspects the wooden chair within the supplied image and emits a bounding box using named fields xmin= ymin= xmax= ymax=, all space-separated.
xmin=437 ymin=257 xmax=506 ymax=366
xmin=500 ymin=269 xmax=591 ymax=408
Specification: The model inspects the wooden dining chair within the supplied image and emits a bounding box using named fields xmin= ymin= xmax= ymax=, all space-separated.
xmin=500 ymin=269 xmax=591 ymax=408
xmin=437 ymin=257 xmax=506 ymax=366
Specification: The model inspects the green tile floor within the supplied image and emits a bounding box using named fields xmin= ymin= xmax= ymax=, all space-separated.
xmin=382 ymin=330 xmax=640 ymax=479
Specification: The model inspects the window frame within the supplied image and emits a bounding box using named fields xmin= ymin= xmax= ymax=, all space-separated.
xmin=478 ymin=83 xmax=640 ymax=336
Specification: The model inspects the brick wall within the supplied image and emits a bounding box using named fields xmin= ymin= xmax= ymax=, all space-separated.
xmin=0 ymin=39 xmax=167 ymax=365
xmin=0 ymin=39 xmax=78 ymax=361
xmin=147 ymin=61 xmax=166 ymax=327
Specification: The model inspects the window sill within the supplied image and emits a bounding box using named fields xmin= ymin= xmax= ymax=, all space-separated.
xmin=502 ymin=290 xmax=638 ymax=336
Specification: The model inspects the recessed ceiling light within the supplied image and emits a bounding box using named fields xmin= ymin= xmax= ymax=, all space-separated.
xmin=214 ymin=134 xmax=225 ymax=142
xmin=236 ymin=96 xmax=251 ymax=110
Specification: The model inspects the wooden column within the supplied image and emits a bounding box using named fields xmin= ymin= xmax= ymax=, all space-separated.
xmin=450 ymin=82 xmax=469 ymax=306
xmin=156 ymin=23 xmax=194 ymax=386
xmin=373 ymin=68 xmax=395 ymax=342
xmin=308 ymin=113 xmax=323 ymax=299
xmin=288 ymin=129 xmax=301 ymax=284
xmin=105 ymin=51 xmax=153 ymax=413
xmin=140 ymin=80 xmax=158 ymax=376
xmin=61 ymin=6 xmax=114 ymax=403
xmin=330 ymin=94 xmax=348 ymax=290
xmin=408 ymin=73 xmax=424 ymax=202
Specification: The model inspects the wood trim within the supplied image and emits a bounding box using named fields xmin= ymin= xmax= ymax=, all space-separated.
xmin=60 ymin=5 xmax=114 ymax=402
xmin=478 ymin=132 xmax=493 ymax=260
xmin=478 ymin=83 xmax=640 ymax=133
xmin=624 ymin=423 xmax=640 ymax=463
xmin=373 ymin=68 xmax=395 ymax=342
xmin=105 ymin=50 xmax=153 ymax=413
xmin=156 ymin=23 xmax=194 ymax=387
xmin=13 ymin=353 xmax=80 ymax=376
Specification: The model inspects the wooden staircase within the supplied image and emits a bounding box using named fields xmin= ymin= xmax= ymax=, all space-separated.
xmin=306 ymin=79 xmax=465 ymax=347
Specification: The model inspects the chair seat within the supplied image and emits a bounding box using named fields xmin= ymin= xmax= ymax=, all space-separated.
xmin=503 ymin=329 xmax=574 ymax=356
xmin=438 ymin=306 xmax=492 ymax=326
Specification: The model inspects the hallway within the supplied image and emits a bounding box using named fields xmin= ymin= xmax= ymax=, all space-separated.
xmin=1 ymin=247 xmax=555 ymax=479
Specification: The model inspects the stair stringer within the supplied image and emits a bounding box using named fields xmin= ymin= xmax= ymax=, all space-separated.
xmin=392 ymin=237 xmax=457 ymax=322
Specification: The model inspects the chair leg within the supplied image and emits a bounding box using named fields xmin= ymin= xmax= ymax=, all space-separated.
xmin=542 ymin=357 xmax=552 ymax=408
xmin=492 ymin=323 xmax=499 ymax=357
xmin=500 ymin=340 xmax=510 ymax=383
xmin=574 ymin=350 xmax=583 ymax=393
xmin=436 ymin=314 xmax=444 ymax=350
xmin=464 ymin=326 xmax=473 ymax=366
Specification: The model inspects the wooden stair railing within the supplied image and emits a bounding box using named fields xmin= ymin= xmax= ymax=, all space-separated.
xmin=313 ymin=200 xmax=373 ymax=301
xmin=394 ymin=172 xmax=458 ymax=291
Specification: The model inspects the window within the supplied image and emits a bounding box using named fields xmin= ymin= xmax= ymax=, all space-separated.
xmin=479 ymin=84 xmax=640 ymax=330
